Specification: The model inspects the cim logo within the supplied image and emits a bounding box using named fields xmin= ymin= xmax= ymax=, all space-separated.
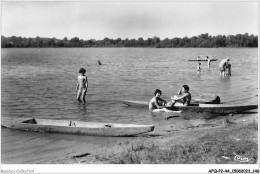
xmin=234 ymin=155 xmax=250 ymax=162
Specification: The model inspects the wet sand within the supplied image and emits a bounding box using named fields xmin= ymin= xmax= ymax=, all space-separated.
xmin=1 ymin=109 xmax=258 ymax=164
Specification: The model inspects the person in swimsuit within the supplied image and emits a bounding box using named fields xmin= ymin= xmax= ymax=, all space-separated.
xmin=225 ymin=63 xmax=231 ymax=76
xmin=170 ymin=85 xmax=191 ymax=106
xmin=219 ymin=57 xmax=230 ymax=76
xmin=76 ymin=68 xmax=88 ymax=103
xmin=206 ymin=56 xmax=211 ymax=68
xmin=197 ymin=62 xmax=201 ymax=75
xmin=149 ymin=89 xmax=167 ymax=112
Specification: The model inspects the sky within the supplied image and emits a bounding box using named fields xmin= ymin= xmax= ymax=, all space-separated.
xmin=1 ymin=1 xmax=259 ymax=40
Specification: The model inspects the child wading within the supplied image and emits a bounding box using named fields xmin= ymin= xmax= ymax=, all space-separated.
xmin=206 ymin=56 xmax=211 ymax=68
xmin=197 ymin=62 xmax=201 ymax=75
xmin=76 ymin=68 xmax=88 ymax=103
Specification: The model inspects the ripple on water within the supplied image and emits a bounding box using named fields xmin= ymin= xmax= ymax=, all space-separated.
xmin=1 ymin=48 xmax=258 ymax=130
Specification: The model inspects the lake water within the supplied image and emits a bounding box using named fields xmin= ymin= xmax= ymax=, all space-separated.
xmin=1 ymin=48 xmax=258 ymax=124
xmin=1 ymin=48 xmax=258 ymax=163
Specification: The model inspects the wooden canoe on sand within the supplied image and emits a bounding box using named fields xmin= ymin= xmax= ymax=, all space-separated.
xmin=122 ymin=100 xmax=258 ymax=114
xmin=1 ymin=117 xmax=155 ymax=137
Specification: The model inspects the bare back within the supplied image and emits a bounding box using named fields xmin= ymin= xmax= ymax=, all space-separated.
xmin=149 ymin=97 xmax=157 ymax=111
xmin=78 ymin=75 xmax=87 ymax=89
xmin=219 ymin=59 xmax=228 ymax=71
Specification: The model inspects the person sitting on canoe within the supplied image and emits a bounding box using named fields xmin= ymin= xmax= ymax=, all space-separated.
xmin=149 ymin=89 xmax=167 ymax=111
xmin=170 ymin=85 xmax=191 ymax=106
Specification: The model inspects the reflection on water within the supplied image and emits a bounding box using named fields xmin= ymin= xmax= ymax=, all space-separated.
xmin=77 ymin=103 xmax=88 ymax=117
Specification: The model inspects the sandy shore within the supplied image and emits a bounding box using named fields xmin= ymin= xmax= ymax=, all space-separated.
xmin=1 ymin=110 xmax=258 ymax=164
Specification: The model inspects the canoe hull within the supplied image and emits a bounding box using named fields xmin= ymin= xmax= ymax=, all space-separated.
xmin=123 ymin=100 xmax=148 ymax=107
xmin=123 ymin=100 xmax=258 ymax=114
xmin=188 ymin=59 xmax=218 ymax=62
xmin=1 ymin=117 xmax=155 ymax=137
xmin=171 ymin=104 xmax=258 ymax=114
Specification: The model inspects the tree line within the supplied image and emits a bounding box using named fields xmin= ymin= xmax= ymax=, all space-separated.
xmin=1 ymin=33 xmax=258 ymax=48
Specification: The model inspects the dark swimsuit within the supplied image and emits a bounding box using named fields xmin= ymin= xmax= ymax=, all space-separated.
xmin=178 ymin=92 xmax=191 ymax=106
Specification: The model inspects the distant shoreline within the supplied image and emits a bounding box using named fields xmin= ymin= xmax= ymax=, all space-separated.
xmin=2 ymin=33 xmax=258 ymax=48
xmin=2 ymin=47 xmax=258 ymax=49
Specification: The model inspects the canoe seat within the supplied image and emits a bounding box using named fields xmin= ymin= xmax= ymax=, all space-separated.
xmin=69 ymin=121 xmax=77 ymax=127
xmin=21 ymin=118 xmax=37 ymax=124
xmin=104 ymin=124 xmax=112 ymax=128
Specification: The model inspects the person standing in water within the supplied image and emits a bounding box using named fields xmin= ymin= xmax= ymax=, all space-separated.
xmin=219 ymin=57 xmax=230 ymax=76
xmin=76 ymin=68 xmax=88 ymax=103
xmin=225 ymin=64 xmax=231 ymax=76
xmin=98 ymin=60 xmax=102 ymax=65
xmin=197 ymin=62 xmax=201 ymax=75
xmin=206 ymin=56 xmax=211 ymax=68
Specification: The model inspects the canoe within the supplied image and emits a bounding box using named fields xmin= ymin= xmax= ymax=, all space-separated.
xmin=1 ymin=117 xmax=155 ymax=137
xmin=188 ymin=59 xmax=218 ymax=62
xmin=171 ymin=103 xmax=258 ymax=114
xmin=122 ymin=100 xmax=258 ymax=114
xmin=123 ymin=100 xmax=149 ymax=107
